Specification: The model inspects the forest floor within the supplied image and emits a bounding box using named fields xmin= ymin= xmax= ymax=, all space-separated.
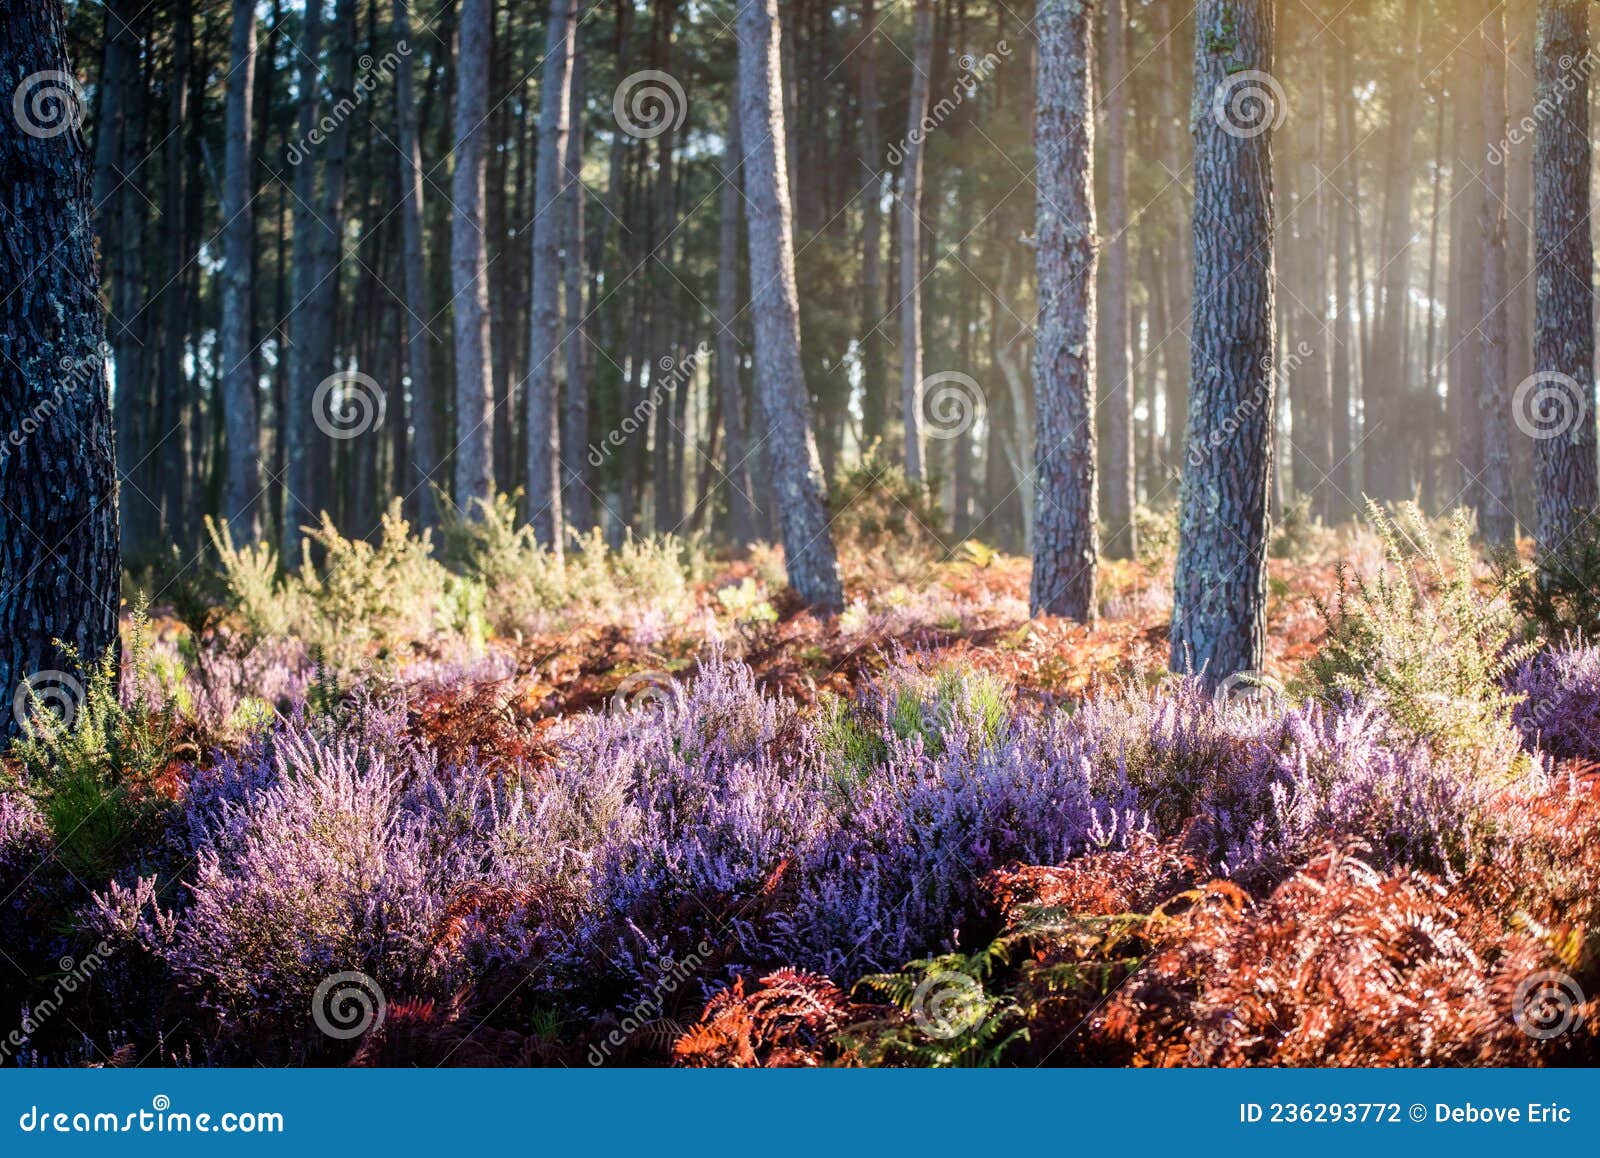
xmin=4 ymin=501 xmax=1599 ymax=1067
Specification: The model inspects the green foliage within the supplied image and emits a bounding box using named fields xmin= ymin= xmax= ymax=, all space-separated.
xmin=9 ymin=611 xmax=178 ymax=880
xmin=1500 ymin=511 xmax=1600 ymax=644
xmin=439 ymin=492 xmax=703 ymax=637
xmin=1302 ymin=502 xmax=1533 ymax=759
xmin=1270 ymin=494 xmax=1329 ymax=560
xmin=1132 ymin=504 xmax=1178 ymax=568
xmin=829 ymin=448 xmax=947 ymax=558
xmin=847 ymin=939 xmax=1028 ymax=1067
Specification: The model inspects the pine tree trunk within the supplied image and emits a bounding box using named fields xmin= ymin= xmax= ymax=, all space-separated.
xmin=1030 ymin=0 xmax=1098 ymax=621
xmin=1450 ymin=30 xmax=1485 ymax=512
xmin=898 ymin=0 xmax=933 ymax=483
xmin=1 ymin=0 xmax=121 ymax=743
xmin=393 ymin=0 xmax=440 ymax=529
xmin=562 ymin=47 xmax=593 ymax=535
xmin=1170 ymin=0 xmax=1276 ymax=683
xmin=717 ymin=99 xmax=758 ymax=548
xmin=1100 ymin=0 xmax=1135 ymax=559
xmin=283 ymin=1 xmax=325 ymax=558
xmin=220 ymin=0 xmax=260 ymax=543
xmin=735 ymin=0 xmax=843 ymax=610
xmin=452 ymin=0 xmax=495 ymax=519
xmin=1479 ymin=6 xmax=1517 ymax=548
xmin=1532 ymin=0 xmax=1599 ymax=549
xmin=1331 ymin=22 xmax=1356 ymax=510
xmin=525 ymin=0 xmax=576 ymax=548
xmin=858 ymin=0 xmax=887 ymax=452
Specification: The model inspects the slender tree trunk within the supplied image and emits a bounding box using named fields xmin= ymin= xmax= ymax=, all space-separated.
xmin=858 ymin=0 xmax=887 ymax=453
xmin=220 ymin=0 xmax=260 ymax=543
xmin=1479 ymin=6 xmax=1516 ymax=547
xmin=1451 ymin=32 xmax=1485 ymax=511
xmin=1030 ymin=0 xmax=1098 ymax=621
xmin=735 ymin=0 xmax=843 ymax=610
xmin=717 ymin=99 xmax=758 ymax=547
xmin=1331 ymin=22 xmax=1355 ymax=510
xmin=1100 ymin=0 xmax=1134 ymax=558
xmin=1420 ymin=90 xmax=1446 ymax=513
xmin=283 ymin=0 xmax=325 ymax=558
xmin=452 ymin=0 xmax=495 ymax=518
xmin=1 ymin=0 xmax=121 ymax=742
xmin=562 ymin=47 xmax=593 ymax=534
xmin=525 ymin=0 xmax=577 ymax=547
xmin=157 ymin=2 xmax=193 ymax=546
xmin=898 ymin=0 xmax=933 ymax=482
xmin=393 ymin=0 xmax=440 ymax=528
xmin=1171 ymin=0 xmax=1276 ymax=683
xmin=1532 ymin=0 xmax=1599 ymax=549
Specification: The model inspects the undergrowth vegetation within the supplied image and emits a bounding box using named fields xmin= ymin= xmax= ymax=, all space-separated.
xmin=3 ymin=505 xmax=1598 ymax=1067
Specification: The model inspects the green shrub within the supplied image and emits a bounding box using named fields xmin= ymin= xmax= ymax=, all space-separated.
xmin=1302 ymin=502 xmax=1533 ymax=759
xmin=1500 ymin=510 xmax=1600 ymax=644
xmin=9 ymin=611 xmax=179 ymax=880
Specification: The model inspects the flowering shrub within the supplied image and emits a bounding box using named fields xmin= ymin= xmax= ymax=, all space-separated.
xmin=1509 ymin=642 xmax=1600 ymax=763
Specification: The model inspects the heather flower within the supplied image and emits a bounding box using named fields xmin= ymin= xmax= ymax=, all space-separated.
xmin=1509 ymin=642 xmax=1600 ymax=763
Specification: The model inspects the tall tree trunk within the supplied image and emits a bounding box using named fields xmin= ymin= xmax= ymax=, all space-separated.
xmin=1 ymin=0 xmax=121 ymax=742
xmin=393 ymin=0 xmax=440 ymax=529
xmin=452 ymin=0 xmax=495 ymax=518
xmin=898 ymin=0 xmax=933 ymax=482
xmin=1171 ymin=0 xmax=1276 ymax=684
xmin=1331 ymin=21 xmax=1355 ymax=510
xmin=562 ymin=47 xmax=593 ymax=534
xmin=1100 ymin=0 xmax=1134 ymax=558
xmin=717 ymin=99 xmax=758 ymax=548
xmin=1532 ymin=0 xmax=1599 ymax=549
xmin=526 ymin=0 xmax=577 ymax=547
xmin=1030 ymin=0 xmax=1097 ymax=621
xmin=858 ymin=0 xmax=887 ymax=453
xmin=1450 ymin=31 xmax=1485 ymax=511
xmin=157 ymin=1 xmax=193 ymax=546
xmin=735 ymin=0 xmax=843 ymax=610
xmin=220 ymin=0 xmax=260 ymax=543
xmin=1479 ymin=5 xmax=1516 ymax=548
xmin=284 ymin=0 xmax=325 ymax=559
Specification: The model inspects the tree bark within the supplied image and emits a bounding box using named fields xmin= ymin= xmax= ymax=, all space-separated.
xmin=735 ymin=0 xmax=843 ymax=610
xmin=1170 ymin=0 xmax=1276 ymax=684
xmin=858 ymin=0 xmax=887 ymax=453
xmin=393 ymin=0 xmax=440 ymax=529
xmin=525 ymin=0 xmax=576 ymax=547
xmin=1100 ymin=0 xmax=1134 ymax=558
xmin=1 ymin=0 xmax=121 ymax=742
xmin=220 ymin=0 xmax=260 ymax=543
xmin=1479 ymin=6 xmax=1517 ymax=548
xmin=898 ymin=0 xmax=933 ymax=483
xmin=562 ymin=46 xmax=593 ymax=534
xmin=283 ymin=0 xmax=325 ymax=559
xmin=452 ymin=0 xmax=495 ymax=518
xmin=717 ymin=99 xmax=758 ymax=548
xmin=1532 ymin=0 xmax=1599 ymax=550
xmin=1030 ymin=0 xmax=1098 ymax=621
